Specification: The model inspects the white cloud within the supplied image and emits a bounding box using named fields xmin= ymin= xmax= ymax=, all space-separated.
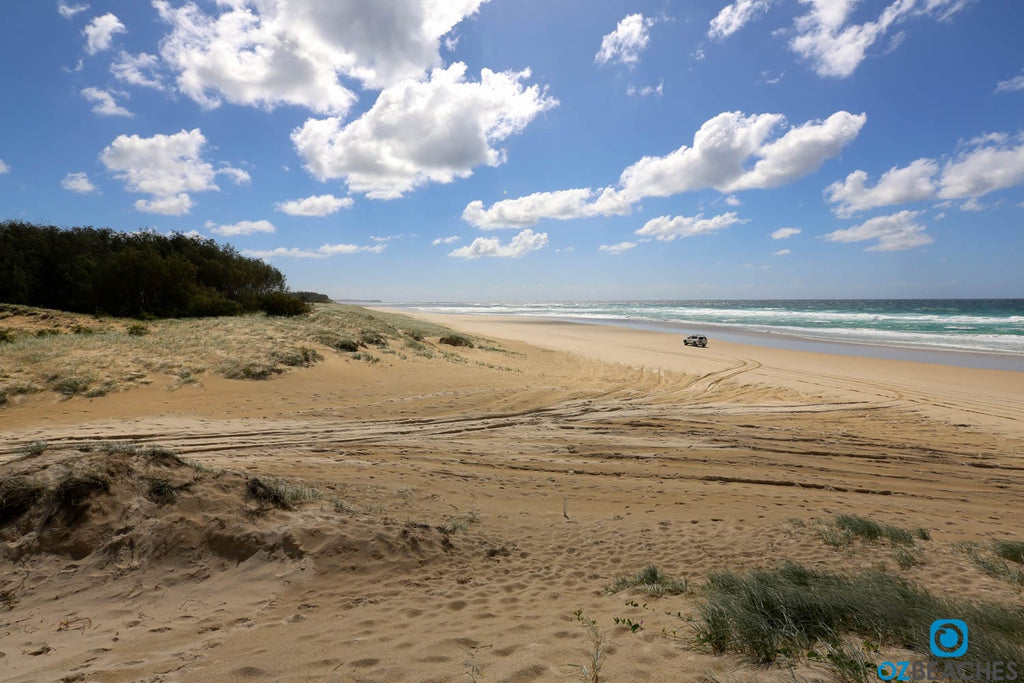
xmin=771 ymin=227 xmax=801 ymax=239
xmin=996 ymin=72 xmax=1024 ymax=94
xmin=449 ymin=229 xmax=548 ymax=259
xmin=619 ymin=110 xmax=865 ymax=198
xmin=61 ymin=171 xmax=97 ymax=193
xmin=100 ymin=128 xmax=245 ymax=215
xmin=626 ymin=81 xmax=663 ymax=97
xmin=635 ymin=212 xmax=747 ymax=241
xmin=58 ymin=1 xmax=89 ymax=20
xmin=135 ymin=194 xmax=193 ymax=215
xmin=463 ymin=110 xmax=863 ymax=228
xmin=83 ymin=13 xmax=125 ymax=55
xmin=789 ymin=0 xmax=971 ymax=79
xmin=724 ymin=194 xmax=741 ymax=206
xmin=0 ymin=159 xmax=9 ymax=174
xmin=209 ymin=220 xmax=276 ymax=236
xmin=275 ymin=194 xmax=354 ymax=216
xmin=599 ymin=241 xmax=637 ymax=254
xmin=292 ymin=63 xmax=557 ymax=199
xmin=773 ymin=248 xmax=791 ymax=255
xmin=596 ymin=13 xmax=657 ymax=66
xmin=153 ymin=0 xmax=487 ymax=114
xmin=463 ymin=187 xmax=630 ymax=229
xmin=432 ymin=235 xmax=460 ymax=245
xmin=81 ymin=87 xmax=132 ymax=117
xmin=217 ymin=167 xmax=251 ymax=186
xmin=825 ymin=210 xmax=933 ymax=251
xmin=825 ymin=158 xmax=939 ymax=217
xmin=824 ymin=133 xmax=1024 ymax=215
xmin=708 ymin=0 xmax=772 ymax=41
xmin=111 ymin=52 xmax=165 ymax=90
xmin=938 ymin=137 xmax=1024 ymax=200
xmin=245 ymin=242 xmax=386 ymax=259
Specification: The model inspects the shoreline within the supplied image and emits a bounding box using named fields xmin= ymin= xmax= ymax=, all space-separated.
xmin=382 ymin=305 xmax=1024 ymax=373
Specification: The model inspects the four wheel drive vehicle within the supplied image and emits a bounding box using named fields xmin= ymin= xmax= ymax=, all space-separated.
xmin=683 ymin=335 xmax=708 ymax=347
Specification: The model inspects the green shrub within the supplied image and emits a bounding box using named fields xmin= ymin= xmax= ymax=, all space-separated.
xmin=439 ymin=334 xmax=474 ymax=348
xmin=127 ymin=323 xmax=149 ymax=337
xmin=0 ymin=329 xmax=14 ymax=343
xmin=259 ymin=292 xmax=310 ymax=317
xmin=274 ymin=346 xmax=323 ymax=367
xmin=358 ymin=330 xmax=388 ymax=347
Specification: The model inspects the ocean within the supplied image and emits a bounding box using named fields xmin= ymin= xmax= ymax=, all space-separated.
xmin=407 ymin=299 xmax=1024 ymax=369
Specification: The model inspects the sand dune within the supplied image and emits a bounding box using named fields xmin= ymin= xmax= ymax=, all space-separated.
xmin=1 ymin=312 xmax=1022 ymax=681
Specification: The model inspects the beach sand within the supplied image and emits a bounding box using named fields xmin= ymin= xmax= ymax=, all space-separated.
xmin=2 ymin=311 xmax=1022 ymax=682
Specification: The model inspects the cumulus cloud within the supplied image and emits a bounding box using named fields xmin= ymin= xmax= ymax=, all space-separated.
xmin=825 ymin=158 xmax=939 ymax=217
xmin=432 ymin=235 xmax=460 ymax=245
xmin=153 ymin=0 xmax=487 ymax=114
xmin=595 ymin=13 xmax=658 ymax=66
xmin=0 ymin=159 xmax=9 ymax=174
xmin=208 ymin=220 xmax=276 ymax=236
xmin=789 ymin=0 xmax=971 ymax=78
xmin=84 ymin=13 xmax=125 ymax=55
xmin=463 ymin=187 xmax=630 ymax=229
xmin=134 ymin=194 xmax=193 ymax=215
xmin=81 ymin=87 xmax=132 ymax=117
xmin=635 ymin=212 xmax=747 ymax=241
xmin=244 ymin=242 xmax=386 ymax=259
xmin=111 ymin=52 xmax=165 ymax=90
xmin=771 ymin=227 xmax=801 ymax=239
xmin=621 ymin=110 xmax=865 ymax=197
xmin=599 ymin=241 xmax=637 ymax=254
xmin=100 ymin=128 xmax=246 ymax=215
xmin=61 ymin=172 xmax=97 ymax=193
xmin=275 ymin=194 xmax=354 ymax=216
xmin=449 ymin=229 xmax=548 ymax=259
xmin=292 ymin=63 xmax=557 ymax=199
xmin=708 ymin=0 xmax=773 ymax=41
xmin=938 ymin=136 xmax=1024 ymax=200
xmin=58 ymin=1 xmax=89 ymax=20
xmin=463 ymin=110 xmax=863 ymax=228
xmin=773 ymin=248 xmax=791 ymax=255
xmin=825 ymin=210 xmax=933 ymax=251
xmin=996 ymin=72 xmax=1024 ymax=94
xmin=825 ymin=134 xmax=1024 ymax=215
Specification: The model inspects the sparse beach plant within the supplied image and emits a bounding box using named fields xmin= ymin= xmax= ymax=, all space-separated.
xmin=148 ymin=478 xmax=178 ymax=504
xmin=246 ymin=476 xmax=323 ymax=510
xmin=606 ymin=564 xmax=688 ymax=597
xmin=567 ymin=609 xmax=606 ymax=683
xmin=126 ymin=323 xmax=149 ymax=337
xmin=20 ymin=440 xmax=47 ymax=457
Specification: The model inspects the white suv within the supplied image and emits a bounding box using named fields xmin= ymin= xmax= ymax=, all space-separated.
xmin=683 ymin=335 xmax=708 ymax=348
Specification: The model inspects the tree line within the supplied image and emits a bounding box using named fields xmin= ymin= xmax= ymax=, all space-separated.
xmin=0 ymin=221 xmax=309 ymax=318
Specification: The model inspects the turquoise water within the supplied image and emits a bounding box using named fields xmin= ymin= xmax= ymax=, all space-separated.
xmin=412 ymin=300 xmax=1024 ymax=357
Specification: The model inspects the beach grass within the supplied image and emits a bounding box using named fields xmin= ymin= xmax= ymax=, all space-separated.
xmin=695 ymin=563 xmax=1024 ymax=665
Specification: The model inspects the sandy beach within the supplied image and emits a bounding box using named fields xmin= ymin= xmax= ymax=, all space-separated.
xmin=2 ymin=307 xmax=1022 ymax=682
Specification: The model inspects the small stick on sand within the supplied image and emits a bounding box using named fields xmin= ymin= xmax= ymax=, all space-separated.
xmin=563 ymin=495 xmax=569 ymax=520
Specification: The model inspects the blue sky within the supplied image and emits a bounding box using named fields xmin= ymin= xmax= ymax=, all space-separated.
xmin=1 ymin=0 xmax=1022 ymax=301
